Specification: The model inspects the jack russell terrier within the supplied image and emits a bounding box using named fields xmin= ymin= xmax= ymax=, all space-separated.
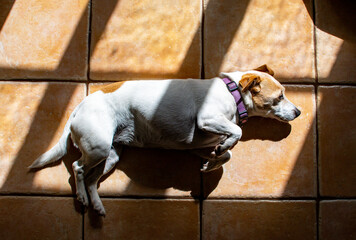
xmin=29 ymin=65 xmax=301 ymax=216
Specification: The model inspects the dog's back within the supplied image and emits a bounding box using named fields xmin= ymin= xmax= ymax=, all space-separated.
xmin=98 ymin=79 xmax=232 ymax=149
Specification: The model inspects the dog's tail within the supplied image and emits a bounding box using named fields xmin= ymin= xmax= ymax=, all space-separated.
xmin=28 ymin=104 xmax=80 ymax=169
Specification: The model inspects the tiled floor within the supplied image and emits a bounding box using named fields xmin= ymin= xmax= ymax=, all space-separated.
xmin=0 ymin=0 xmax=355 ymax=239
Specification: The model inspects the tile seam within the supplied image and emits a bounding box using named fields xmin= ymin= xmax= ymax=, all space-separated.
xmin=86 ymin=0 xmax=93 ymax=99
xmin=1 ymin=79 xmax=356 ymax=86
xmin=313 ymin=0 xmax=320 ymax=239
xmin=200 ymin=1 xmax=205 ymax=240
xmin=1 ymin=193 xmax=355 ymax=201
xmin=83 ymin=1 xmax=92 ymax=237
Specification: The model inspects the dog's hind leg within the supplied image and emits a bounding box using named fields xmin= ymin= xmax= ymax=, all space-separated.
xmin=85 ymin=146 xmax=123 ymax=216
xmin=71 ymin=128 xmax=114 ymax=208
xmin=72 ymin=157 xmax=89 ymax=206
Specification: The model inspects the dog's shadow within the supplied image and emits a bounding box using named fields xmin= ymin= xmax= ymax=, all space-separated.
xmin=34 ymin=117 xmax=291 ymax=225
xmin=115 ymin=147 xmax=203 ymax=197
xmin=240 ymin=117 xmax=292 ymax=142
xmin=96 ymin=117 xmax=291 ymax=200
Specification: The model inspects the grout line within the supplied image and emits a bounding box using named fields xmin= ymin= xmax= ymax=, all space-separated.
xmin=0 ymin=193 xmax=76 ymax=198
xmin=200 ymin=0 xmax=205 ymax=80
xmin=82 ymin=206 xmax=85 ymax=240
xmin=200 ymin=1 xmax=205 ymax=240
xmin=82 ymin=1 xmax=93 ymax=236
xmin=2 ymin=192 xmax=356 ymax=200
xmin=86 ymin=0 xmax=93 ymax=96
xmin=200 ymin=198 xmax=203 ymax=240
xmin=1 ymin=78 xmax=356 ymax=87
xmin=282 ymin=82 xmax=356 ymax=87
xmin=312 ymin=0 xmax=320 ymax=239
xmin=0 ymin=79 xmax=88 ymax=84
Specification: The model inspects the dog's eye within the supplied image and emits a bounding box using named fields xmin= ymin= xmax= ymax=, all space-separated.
xmin=278 ymin=94 xmax=284 ymax=100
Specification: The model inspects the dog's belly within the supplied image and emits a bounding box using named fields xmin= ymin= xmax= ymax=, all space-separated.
xmin=113 ymin=123 xmax=225 ymax=150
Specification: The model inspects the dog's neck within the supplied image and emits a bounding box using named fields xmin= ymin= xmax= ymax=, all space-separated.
xmin=239 ymin=89 xmax=255 ymax=116
xmin=220 ymin=77 xmax=248 ymax=125
xmin=219 ymin=72 xmax=256 ymax=118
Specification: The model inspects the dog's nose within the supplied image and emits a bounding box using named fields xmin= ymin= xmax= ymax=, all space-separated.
xmin=295 ymin=108 xmax=301 ymax=118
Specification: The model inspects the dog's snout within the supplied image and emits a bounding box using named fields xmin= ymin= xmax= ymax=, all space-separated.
xmin=294 ymin=108 xmax=301 ymax=118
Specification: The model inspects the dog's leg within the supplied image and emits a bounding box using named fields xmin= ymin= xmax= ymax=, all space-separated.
xmin=72 ymin=157 xmax=89 ymax=206
xmin=200 ymin=150 xmax=232 ymax=172
xmin=196 ymin=114 xmax=241 ymax=172
xmin=85 ymin=146 xmax=122 ymax=216
xmin=71 ymin=130 xmax=114 ymax=208
xmin=198 ymin=114 xmax=242 ymax=156
xmin=192 ymin=148 xmax=233 ymax=172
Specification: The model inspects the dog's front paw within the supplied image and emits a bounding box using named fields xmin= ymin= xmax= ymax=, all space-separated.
xmin=201 ymin=150 xmax=232 ymax=172
xmin=201 ymin=160 xmax=220 ymax=172
xmin=215 ymin=145 xmax=224 ymax=156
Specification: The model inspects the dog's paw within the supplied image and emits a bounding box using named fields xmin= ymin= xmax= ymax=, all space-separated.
xmin=77 ymin=192 xmax=89 ymax=207
xmin=94 ymin=206 xmax=106 ymax=217
xmin=201 ymin=150 xmax=232 ymax=172
xmin=201 ymin=161 xmax=220 ymax=172
xmin=93 ymin=201 xmax=106 ymax=217
xmin=214 ymin=145 xmax=223 ymax=156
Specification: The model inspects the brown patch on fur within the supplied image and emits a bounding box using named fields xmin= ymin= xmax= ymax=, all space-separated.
xmin=239 ymin=73 xmax=261 ymax=93
xmin=254 ymin=64 xmax=275 ymax=76
xmin=252 ymin=74 xmax=284 ymax=109
xmin=99 ymin=81 xmax=126 ymax=93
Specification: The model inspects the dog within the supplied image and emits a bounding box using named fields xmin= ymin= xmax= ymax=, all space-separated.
xmin=29 ymin=65 xmax=301 ymax=216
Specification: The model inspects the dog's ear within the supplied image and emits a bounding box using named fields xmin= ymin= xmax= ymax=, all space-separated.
xmin=239 ymin=73 xmax=261 ymax=93
xmin=254 ymin=64 xmax=274 ymax=76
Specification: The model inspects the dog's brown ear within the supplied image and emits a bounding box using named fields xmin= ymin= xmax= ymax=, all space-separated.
xmin=254 ymin=64 xmax=274 ymax=76
xmin=239 ymin=73 xmax=261 ymax=93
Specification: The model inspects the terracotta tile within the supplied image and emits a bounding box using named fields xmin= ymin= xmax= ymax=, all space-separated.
xmin=204 ymin=86 xmax=316 ymax=198
xmin=204 ymin=0 xmax=315 ymax=82
xmin=85 ymin=199 xmax=199 ymax=240
xmin=88 ymin=83 xmax=201 ymax=198
xmin=318 ymin=87 xmax=356 ymax=197
xmin=90 ymin=0 xmax=202 ymax=80
xmin=0 ymin=196 xmax=82 ymax=240
xmin=0 ymin=0 xmax=89 ymax=80
xmin=315 ymin=0 xmax=356 ymax=83
xmin=0 ymin=82 xmax=85 ymax=194
xmin=320 ymin=200 xmax=356 ymax=240
xmin=203 ymin=200 xmax=316 ymax=240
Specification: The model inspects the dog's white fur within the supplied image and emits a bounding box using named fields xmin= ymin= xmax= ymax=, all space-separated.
xmin=29 ymin=66 xmax=300 ymax=216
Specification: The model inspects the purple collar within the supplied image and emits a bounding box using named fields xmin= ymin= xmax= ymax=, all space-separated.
xmin=222 ymin=77 xmax=248 ymax=125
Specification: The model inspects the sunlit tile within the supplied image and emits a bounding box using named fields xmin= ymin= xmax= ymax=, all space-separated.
xmin=0 ymin=0 xmax=89 ymax=80
xmin=315 ymin=0 xmax=356 ymax=83
xmin=204 ymin=0 xmax=315 ymax=82
xmin=90 ymin=0 xmax=201 ymax=80
xmin=0 ymin=82 xmax=85 ymax=194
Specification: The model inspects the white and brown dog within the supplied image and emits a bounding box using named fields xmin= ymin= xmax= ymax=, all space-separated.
xmin=29 ymin=65 xmax=300 ymax=215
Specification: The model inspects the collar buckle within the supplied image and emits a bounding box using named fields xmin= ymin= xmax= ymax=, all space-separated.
xmin=226 ymin=81 xmax=239 ymax=92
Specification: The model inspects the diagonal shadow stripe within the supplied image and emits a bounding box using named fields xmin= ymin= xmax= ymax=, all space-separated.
xmin=0 ymin=0 xmax=14 ymax=31
xmin=0 ymin=0 xmax=90 ymax=192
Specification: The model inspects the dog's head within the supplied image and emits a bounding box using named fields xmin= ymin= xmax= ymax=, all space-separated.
xmin=221 ymin=65 xmax=301 ymax=122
